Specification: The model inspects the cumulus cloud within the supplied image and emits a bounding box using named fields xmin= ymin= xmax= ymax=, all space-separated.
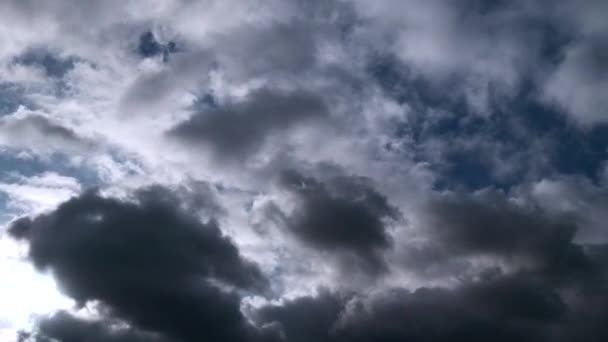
xmin=543 ymin=34 xmax=608 ymax=125
xmin=8 ymin=187 xmax=268 ymax=342
xmin=1 ymin=0 xmax=607 ymax=341
xmin=255 ymin=263 xmax=608 ymax=342
xmin=19 ymin=310 xmax=175 ymax=342
xmin=169 ymin=88 xmax=328 ymax=161
xmin=275 ymin=169 xmax=400 ymax=274
xmin=0 ymin=172 xmax=81 ymax=214
xmin=252 ymin=189 xmax=608 ymax=341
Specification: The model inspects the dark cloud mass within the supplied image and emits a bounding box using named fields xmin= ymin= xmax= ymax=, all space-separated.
xmin=14 ymin=185 xmax=608 ymax=342
xmin=249 ymin=188 xmax=608 ymax=342
xmin=9 ymin=187 xmax=268 ymax=342
xmin=278 ymin=170 xmax=399 ymax=272
xmin=254 ymin=289 xmax=345 ymax=342
xmin=169 ymin=88 xmax=328 ymax=160
xmin=255 ymin=250 xmax=608 ymax=342
xmin=425 ymin=191 xmax=588 ymax=272
xmin=18 ymin=310 xmax=174 ymax=342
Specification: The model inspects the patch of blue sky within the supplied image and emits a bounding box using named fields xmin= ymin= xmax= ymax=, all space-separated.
xmin=0 ymin=83 xmax=37 ymax=116
xmin=0 ymin=191 xmax=12 ymax=224
xmin=370 ymin=55 xmax=608 ymax=191
xmin=0 ymin=149 xmax=101 ymax=187
xmin=14 ymin=49 xmax=77 ymax=79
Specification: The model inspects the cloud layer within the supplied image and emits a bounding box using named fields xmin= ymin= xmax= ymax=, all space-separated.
xmin=1 ymin=1 xmax=607 ymax=341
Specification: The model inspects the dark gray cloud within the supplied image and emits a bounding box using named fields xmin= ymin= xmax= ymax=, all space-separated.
xmin=254 ymin=289 xmax=345 ymax=342
xmin=8 ymin=186 xmax=268 ymax=342
xmin=248 ymin=185 xmax=608 ymax=342
xmin=255 ymin=253 xmax=608 ymax=342
xmin=428 ymin=191 xmax=579 ymax=260
xmin=169 ymin=88 xmax=328 ymax=160
xmin=398 ymin=190 xmax=592 ymax=282
xmin=278 ymin=170 xmax=399 ymax=273
xmin=342 ymin=254 xmax=608 ymax=342
xmin=333 ymin=277 xmax=562 ymax=342
xmin=18 ymin=311 xmax=175 ymax=342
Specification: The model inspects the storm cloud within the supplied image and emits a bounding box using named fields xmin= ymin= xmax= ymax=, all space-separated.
xmin=8 ymin=187 xmax=268 ymax=342
xmin=277 ymin=169 xmax=400 ymax=273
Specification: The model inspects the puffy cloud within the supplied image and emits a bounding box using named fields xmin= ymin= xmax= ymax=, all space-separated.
xmin=275 ymin=170 xmax=400 ymax=274
xmin=253 ymin=289 xmax=345 ymax=342
xmin=0 ymin=172 xmax=81 ymax=214
xmin=254 ymin=227 xmax=608 ymax=342
xmin=19 ymin=311 xmax=175 ymax=342
xmin=8 ymin=186 xmax=269 ymax=342
xmin=543 ymin=34 xmax=608 ymax=125
xmin=169 ymin=88 xmax=328 ymax=162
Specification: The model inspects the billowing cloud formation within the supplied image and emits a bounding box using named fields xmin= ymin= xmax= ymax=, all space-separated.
xmin=255 ymin=270 xmax=608 ymax=342
xmin=169 ymin=88 xmax=328 ymax=161
xmin=18 ymin=311 xmax=174 ymax=342
xmin=422 ymin=191 xmax=588 ymax=275
xmin=8 ymin=187 xmax=268 ymax=342
xmin=1 ymin=0 xmax=608 ymax=341
xmin=277 ymin=170 xmax=399 ymax=273
xmin=253 ymin=191 xmax=608 ymax=342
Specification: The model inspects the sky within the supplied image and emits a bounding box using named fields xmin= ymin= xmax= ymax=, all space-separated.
xmin=0 ymin=0 xmax=608 ymax=341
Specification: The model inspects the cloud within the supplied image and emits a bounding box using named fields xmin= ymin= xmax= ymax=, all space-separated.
xmin=394 ymin=189 xmax=592 ymax=283
xmin=8 ymin=186 xmax=269 ymax=342
xmin=543 ymin=33 xmax=608 ymax=125
xmin=254 ymin=248 xmax=608 ymax=342
xmin=276 ymin=169 xmax=400 ymax=274
xmin=0 ymin=171 xmax=81 ymax=214
xmin=0 ymin=111 xmax=96 ymax=155
xmin=519 ymin=175 xmax=608 ymax=243
xmin=332 ymin=277 xmax=562 ymax=342
xmin=20 ymin=311 xmax=175 ymax=342
xmin=169 ymin=88 xmax=328 ymax=161
xmin=253 ymin=289 xmax=345 ymax=342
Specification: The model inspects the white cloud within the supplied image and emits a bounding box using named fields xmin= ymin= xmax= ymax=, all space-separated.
xmin=0 ymin=234 xmax=74 ymax=340
xmin=0 ymin=172 xmax=81 ymax=215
